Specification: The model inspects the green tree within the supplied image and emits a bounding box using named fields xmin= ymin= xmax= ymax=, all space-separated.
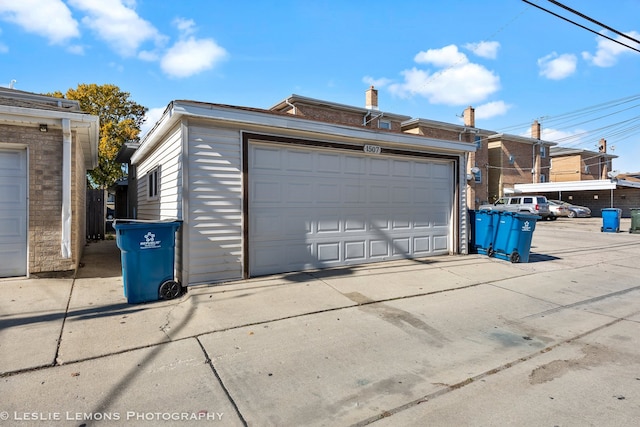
xmin=50 ymin=84 xmax=147 ymax=189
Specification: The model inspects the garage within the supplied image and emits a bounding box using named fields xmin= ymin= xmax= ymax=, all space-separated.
xmin=0 ymin=148 xmax=28 ymax=277
xmin=248 ymin=140 xmax=454 ymax=276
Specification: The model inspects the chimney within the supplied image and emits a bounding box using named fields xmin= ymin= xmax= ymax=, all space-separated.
xmin=365 ymin=86 xmax=378 ymax=110
xmin=598 ymin=138 xmax=607 ymax=153
xmin=531 ymin=120 xmax=541 ymax=140
xmin=463 ymin=106 xmax=475 ymax=127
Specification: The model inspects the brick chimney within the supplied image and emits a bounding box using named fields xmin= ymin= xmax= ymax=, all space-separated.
xmin=598 ymin=138 xmax=607 ymax=153
xmin=463 ymin=106 xmax=475 ymax=127
xmin=365 ymin=86 xmax=378 ymax=110
xmin=531 ymin=120 xmax=541 ymax=139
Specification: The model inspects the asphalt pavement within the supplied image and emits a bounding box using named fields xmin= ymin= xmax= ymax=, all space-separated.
xmin=1 ymin=217 xmax=639 ymax=426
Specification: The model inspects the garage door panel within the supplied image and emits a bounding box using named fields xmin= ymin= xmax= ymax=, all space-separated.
xmin=414 ymin=236 xmax=431 ymax=253
xmin=370 ymin=158 xmax=391 ymax=175
xmin=317 ymin=242 xmax=340 ymax=262
xmin=253 ymin=180 xmax=281 ymax=203
xmin=316 ymin=182 xmax=340 ymax=203
xmin=285 ymin=182 xmax=313 ymax=202
xmin=249 ymin=143 xmax=453 ymax=276
xmin=434 ymin=235 xmax=449 ymax=251
xmin=345 ymin=241 xmax=366 ymax=260
xmin=0 ymin=149 xmax=27 ymax=277
xmin=370 ymin=240 xmax=390 ymax=258
xmin=252 ymin=146 xmax=282 ymax=169
xmin=344 ymin=156 xmax=366 ymax=174
xmin=345 ymin=218 xmax=365 ymax=232
xmin=285 ymin=150 xmax=313 ymax=171
xmin=392 ymin=238 xmax=410 ymax=255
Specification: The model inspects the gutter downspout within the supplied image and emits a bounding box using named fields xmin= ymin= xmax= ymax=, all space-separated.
xmin=285 ymin=98 xmax=297 ymax=115
xmin=61 ymin=118 xmax=72 ymax=259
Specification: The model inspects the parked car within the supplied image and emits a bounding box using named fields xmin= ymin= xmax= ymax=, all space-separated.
xmin=479 ymin=195 xmax=553 ymax=220
xmin=548 ymin=200 xmax=570 ymax=218
xmin=549 ymin=200 xmax=591 ymax=218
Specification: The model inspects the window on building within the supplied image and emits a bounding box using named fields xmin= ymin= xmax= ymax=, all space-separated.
xmin=540 ymin=174 xmax=546 ymax=183
xmin=379 ymin=120 xmax=391 ymax=130
xmin=540 ymin=145 xmax=546 ymax=158
xmin=147 ymin=167 xmax=159 ymax=200
xmin=475 ymin=135 xmax=482 ymax=149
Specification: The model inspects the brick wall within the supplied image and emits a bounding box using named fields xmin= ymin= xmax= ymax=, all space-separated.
xmin=551 ymin=154 xmax=611 ymax=182
xmin=0 ymin=124 xmax=83 ymax=274
xmin=290 ymin=104 xmax=404 ymax=132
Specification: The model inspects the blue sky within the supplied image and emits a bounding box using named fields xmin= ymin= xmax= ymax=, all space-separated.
xmin=1 ymin=0 xmax=639 ymax=173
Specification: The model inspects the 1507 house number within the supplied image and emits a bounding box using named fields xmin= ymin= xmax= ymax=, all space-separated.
xmin=363 ymin=145 xmax=381 ymax=154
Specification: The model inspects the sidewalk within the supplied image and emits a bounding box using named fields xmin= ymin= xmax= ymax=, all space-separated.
xmin=1 ymin=218 xmax=640 ymax=426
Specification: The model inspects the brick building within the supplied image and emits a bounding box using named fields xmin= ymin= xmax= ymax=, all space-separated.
xmin=0 ymin=88 xmax=99 ymax=277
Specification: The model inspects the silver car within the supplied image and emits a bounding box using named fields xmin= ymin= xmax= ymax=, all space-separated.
xmin=549 ymin=200 xmax=591 ymax=218
xmin=479 ymin=195 xmax=552 ymax=219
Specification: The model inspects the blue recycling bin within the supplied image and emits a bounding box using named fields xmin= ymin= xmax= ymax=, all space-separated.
xmin=114 ymin=220 xmax=182 ymax=304
xmin=492 ymin=212 xmax=540 ymax=263
xmin=601 ymin=208 xmax=622 ymax=233
xmin=473 ymin=210 xmax=499 ymax=255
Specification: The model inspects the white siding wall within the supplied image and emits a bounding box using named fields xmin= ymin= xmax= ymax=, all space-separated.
xmin=185 ymin=123 xmax=243 ymax=284
xmin=135 ymin=122 xmax=184 ymax=282
xmin=136 ymin=123 xmax=183 ymax=220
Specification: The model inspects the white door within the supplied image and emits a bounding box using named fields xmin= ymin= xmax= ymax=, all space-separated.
xmin=0 ymin=148 xmax=28 ymax=277
xmin=248 ymin=143 xmax=453 ymax=276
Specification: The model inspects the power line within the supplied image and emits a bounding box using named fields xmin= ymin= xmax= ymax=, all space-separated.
xmin=547 ymin=0 xmax=640 ymax=46
xmin=521 ymin=0 xmax=640 ymax=54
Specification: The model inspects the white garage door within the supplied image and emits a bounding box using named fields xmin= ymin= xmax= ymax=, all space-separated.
xmin=0 ymin=148 xmax=28 ymax=277
xmin=248 ymin=142 xmax=453 ymax=276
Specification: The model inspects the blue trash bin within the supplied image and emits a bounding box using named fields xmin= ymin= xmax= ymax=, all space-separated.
xmin=114 ymin=220 xmax=182 ymax=304
xmin=601 ymin=208 xmax=622 ymax=233
xmin=473 ymin=210 xmax=499 ymax=255
xmin=492 ymin=212 xmax=540 ymax=263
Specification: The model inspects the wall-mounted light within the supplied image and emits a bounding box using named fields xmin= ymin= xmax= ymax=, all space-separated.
xmin=39 ymin=124 xmax=48 ymax=132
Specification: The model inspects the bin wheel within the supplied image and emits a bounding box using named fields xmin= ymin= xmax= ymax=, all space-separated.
xmin=510 ymin=251 xmax=520 ymax=263
xmin=159 ymin=280 xmax=182 ymax=300
xmin=487 ymin=247 xmax=495 ymax=257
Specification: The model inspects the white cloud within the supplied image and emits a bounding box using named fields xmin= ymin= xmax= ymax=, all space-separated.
xmin=414 ymin=44 xmax=468 ymax=67
xmin=389 ymin=62 xmax=500 ymax=106
xmin=475 ymin=101 xmax=511 ymax=120
xmin=362 ymin=76 xmax=393 ymax=88
xmin=159 ymin=17 xmax=228 ymax=78
xmin=68 ymin=0 xmax=165 ymax=57
xmin=385 ymin=44 xmax=500 ymax=106
xmin=161 ymin=37 xmax=228 ymax=78
xmin=173 ymin=17 xmax=196 ymax=36
xmin=537 ymin=52 xmax=577 ymax=80
xmin=0 ymin=0 xmax=79 ymax=44
xmin=582 ymin=30 xmax=640 ymax=67
xmin=464 ymin=41 xmax=500 ymax=59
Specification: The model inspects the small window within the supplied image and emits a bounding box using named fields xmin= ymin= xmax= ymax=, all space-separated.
xmin=523 ymin=197 xmax=533 ymax=204
xmin=540 ymin=146 xmax=546 ymax=158
xmin=147 ymin=167 xmax=159 ymax=200
xmin=509 ymin=198 xmax=521 ymax=205
xmin=475 ymin=135 xmax=482 ymax=149
xmin=379 ymin=120 xmax=391 ymax=130
xmin=540 ymin=174 xmax=546 ymax=183
xmin=584 ymin=165 xmax=590 ymax=173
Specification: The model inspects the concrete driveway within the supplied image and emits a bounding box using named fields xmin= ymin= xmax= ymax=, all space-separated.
xmin=1 ymin=217 xmax=639 ymax=426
